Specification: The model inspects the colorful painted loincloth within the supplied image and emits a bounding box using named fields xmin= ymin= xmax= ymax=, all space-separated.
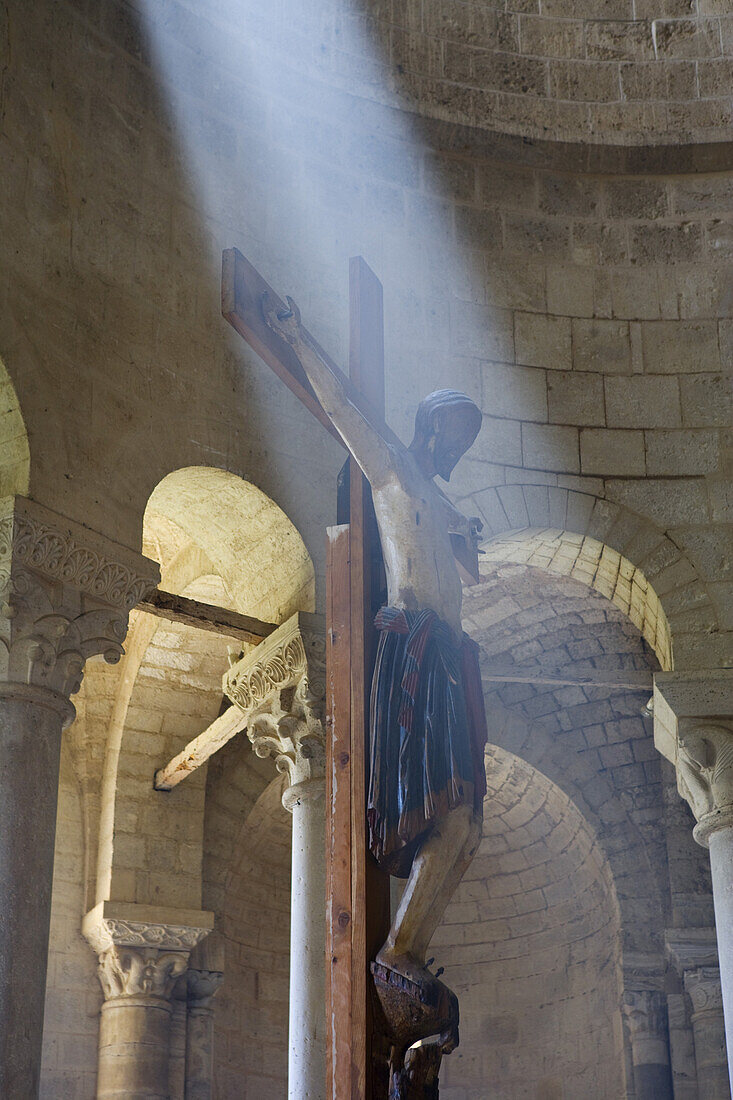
xmin=367 ymin=606 xmax=488 ymax=878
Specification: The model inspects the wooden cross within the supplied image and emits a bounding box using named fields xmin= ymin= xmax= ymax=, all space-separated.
xmin=222 ymin=247 xmax=479 ymax=1099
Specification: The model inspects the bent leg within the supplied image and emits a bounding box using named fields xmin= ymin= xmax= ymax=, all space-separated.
xmin=377 ymin=805 xmax=476 ymax=983
xmin=411 ymin=812 xmax=481 ymax=961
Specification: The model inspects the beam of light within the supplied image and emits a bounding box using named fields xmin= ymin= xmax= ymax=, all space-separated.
xmin=136 ymin=0 xmax=506 ymax=500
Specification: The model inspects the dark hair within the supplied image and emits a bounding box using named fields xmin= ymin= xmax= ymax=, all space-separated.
xmin=412 ymin=389 xmax=480 ymax=441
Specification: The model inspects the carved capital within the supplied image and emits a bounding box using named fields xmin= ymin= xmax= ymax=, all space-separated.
xmin=622 ymin=990 xmax=669 ymax=1042
xmin=684 ymin=967 xmax=723 ymax=1019
xmin=676 ymin=723 xmax=733 ymax=844
xmin=187 ymin=968 xmax=223 ymax=1009
xmin=224 ymin=611 xmax=326 ymax=787
xmin=653 ymin=671 xmax=733 ymax=846
xmin=97 ymin=945 xmax=188 ymax=1001
xmin=0 ymin=497 xmax=159 ymax=707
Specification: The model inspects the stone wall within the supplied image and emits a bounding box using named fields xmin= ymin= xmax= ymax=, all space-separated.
xmin=0 ymin=0 xmax=728 ymax=1095
xmin=1 ymin=1 xmax=730 ymax=649
xmin=437 ymin=746 xmax=624 ymax=1100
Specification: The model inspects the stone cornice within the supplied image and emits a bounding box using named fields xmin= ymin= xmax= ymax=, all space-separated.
xmin=82 ymin=901 xmax=214 ymax=956
xmin=665 ymin=928 xmax=719 ymax=974
xmin=224 ymin=611 xmax=326 ymax=787
xmin=0 ymin=496 xmax=159 ymax=611
xmin=154 ymin=612 xmax=326 ymax=791
xmin=223 ymin=611 xmax=325 ymax=718
xmin=0 ymin=497 xmax=160 ymax=702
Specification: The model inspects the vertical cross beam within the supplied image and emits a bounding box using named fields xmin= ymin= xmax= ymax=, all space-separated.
xmin=326 ymin=259 xmax=390 ymax=1099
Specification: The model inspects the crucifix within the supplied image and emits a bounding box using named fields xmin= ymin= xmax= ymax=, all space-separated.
xmin=222 ymin=248 xmax=487 ymax=1099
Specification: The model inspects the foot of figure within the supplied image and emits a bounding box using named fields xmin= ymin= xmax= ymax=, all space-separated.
xmin=375 ymin=947 xmax=433 ymax=990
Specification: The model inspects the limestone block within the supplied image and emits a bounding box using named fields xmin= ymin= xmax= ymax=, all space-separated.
xmin=515 ymin=311 xmax=571 ymax=370
xmin=580 ymin=428 xmax=646 ymax=476
xmin=504 ymin=213 xmax=571 ymax=261
xmin=641 ymin=320 xmax=720 ymax=374
xmin=605 ymin=376 xmax=681 ymax=428
xmin=482 ymin=362 xmax=548 ymax=422
xmin=548 ymin=372 xmax=605 ymax=426
xmin=629 ymin=223 xmax=704 ymax=265
xmin=522 ymin=424 xmax=580 ymax=473
xmin=645 ymin=429 xmax=721 ymax=476
xmin=549 ymin=59 xmax=620 ymax=102
xmin=680 ymin=374 xmax=733 ymax=427
xmin=572 ymin=319 xmax=631 ymax=373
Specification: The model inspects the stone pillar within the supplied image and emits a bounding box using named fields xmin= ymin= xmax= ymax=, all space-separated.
xmin=83 ymin=902 xmax=214 ymax=1100
xmin=666 ymin=929 xmax=730 ymax=1099
xmin=685 ymin=967 xmax=730 ymax=1100
xmin=185 ymin=969 xmax=223 ymax=1100
xmin=0 ymin=497 xmax=159 ymax=1098
xmin=654 ymin=672 xmax=733 ymax=1093
xmin=225 ymin=612 xmax=326 ymax=1100
xmin=283 ymin=776 xmax=326 ymax=1100
xmin=622 ymin=990 xmax=674 ymax=1099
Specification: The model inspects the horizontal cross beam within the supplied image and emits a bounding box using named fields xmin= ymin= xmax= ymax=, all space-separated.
xmin=137 ymin=588 xmax=277 ymax=646
xmin=481 ymin=666 xmax=653 ymax=691
xmin=154 ymin=704 xmax=247 ymax=791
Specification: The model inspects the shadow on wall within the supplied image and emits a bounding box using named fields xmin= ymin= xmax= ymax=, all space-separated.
xmin=436 ymin=744 xmax=624 ymax=1100
xmin=0 ymin=352 xmax=29 ymax=499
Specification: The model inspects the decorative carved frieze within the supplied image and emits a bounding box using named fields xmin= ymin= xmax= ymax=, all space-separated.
xmin=0 ymin=497 xmax=157 ymax=610
xmin=224 ymin=611 xmax=325 ymax=722
xmin=0 ymin=497 xmax=159 ymax=704
xmin=225 ymin=612 xmax=326 ymax=787
xmin=154 ymin=612 xmax=326 ymax=791
xmin=83 ymin=901 xmax=214 ymax=958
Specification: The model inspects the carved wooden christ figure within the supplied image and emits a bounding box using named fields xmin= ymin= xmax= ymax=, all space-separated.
xmin=265 ymin=296 xmax=489 ymax=1081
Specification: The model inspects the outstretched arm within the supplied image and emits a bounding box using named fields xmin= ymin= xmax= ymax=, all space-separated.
xmin=263 ymin=294 xmax=395 ymax=486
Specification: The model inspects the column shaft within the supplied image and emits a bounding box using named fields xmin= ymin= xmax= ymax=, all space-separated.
xmin=98 ymin=996 xmax=173 ymax=1099
xmin=706 ymin=828 xmax=733 ymax=1095
xmin=185 ymin=1005 xmax=214 ymax=1100
xmin=285 ymin=779 xmax=326 ymax=1100
xmin=0 ymin=691 xmax=67 ymax=1097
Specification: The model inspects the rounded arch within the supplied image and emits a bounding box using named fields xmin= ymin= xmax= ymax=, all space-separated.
xmin=0 ymin=352 xmax=30 ymax=499
xmin=144 ymin=465 xmax=315 ymax=622
xmin=481 ymin=527 xmax=672 ymax=672
xmin=94 ymin=468 xmax=314 ymax=911
xmin=437 ymin=744 xmax=625 ymax=1099
xmin=469 ymin=482 xmax=726 ymax=670
xmin=462 ymin=562 xmax=672 ymax=971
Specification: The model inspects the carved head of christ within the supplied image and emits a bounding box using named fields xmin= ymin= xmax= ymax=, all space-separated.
xmin=409 ymin=390 xmax=482 ymax=482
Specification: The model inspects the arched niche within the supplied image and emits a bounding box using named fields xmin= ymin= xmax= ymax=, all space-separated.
xmin=94 ymin=468 xmax=314 ymax=912
xmin=0 ymin=352 xmax=30 ymax=499
xmin=479 ymin=527 xmax=672 ymax=672
xmin=144 ymin=465 xmax=315 ymax=622
xmin=437 ymin=745 xmax=624 ymax=1100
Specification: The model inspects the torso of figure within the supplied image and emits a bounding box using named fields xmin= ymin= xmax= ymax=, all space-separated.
xmin=371 ymin=448 xmax=465 ymax=637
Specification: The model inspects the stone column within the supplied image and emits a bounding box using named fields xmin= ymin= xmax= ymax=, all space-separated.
xmin=685 ymin=967 xmax=730 ymax=1100
xmin=666 ymin=929 xmax=730 ymax=1099
xmin=225 ymin=612 xmax=326 ymax=1100
xmin=0 ymin=497 xmax=159 ymax=1098
xmin=185 ymin=969 xmax=223 ymax=1100
xmin=622 ymin=990 xmax=674 ymax=1099
xmin=83 ymin=901 xmax=213 ymax=1100
xmin=654 ymin=672 xmax=733 ymax=1092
